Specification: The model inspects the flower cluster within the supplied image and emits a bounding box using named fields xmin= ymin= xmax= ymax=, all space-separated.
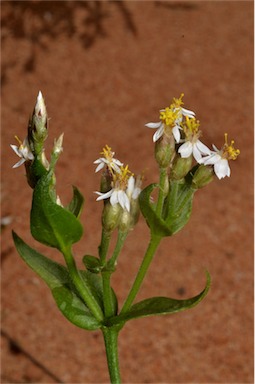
xmin=146 ymin=94 xmax=240 ymax=179
xmin=94 ymin=146 xmax=141 ymax=213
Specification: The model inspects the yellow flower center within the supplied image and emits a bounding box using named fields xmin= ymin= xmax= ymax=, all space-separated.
xmin=171 ymin=93 xmax=184 ymax=108
xmin=113 ymin=165 xmax=133 ymax=190
xmin=159 ymin=93 xmax=185 ymax=127
xmin=222 ymin=133 xmax=240 ymax=160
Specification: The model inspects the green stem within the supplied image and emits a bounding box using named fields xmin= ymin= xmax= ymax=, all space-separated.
xmin=109 ymin=231 xmax=128 ymax=269
xmin=102 ymin=231 xmax=128 ymax=318
xmin=156 ymin=168 xmax=167 ymax=216
xmin=63 ymin=247 xmax=104 ymax=322
xmin=120 ymin=234 xmax=161 ymax=314
xmin=102 ymin=327 xmax=121 ymax=384
xmin=99 ymin=229 xmax=111 ymax=264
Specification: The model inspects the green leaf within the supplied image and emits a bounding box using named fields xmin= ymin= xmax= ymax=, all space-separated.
xmin=139 ymin=184 xmax=172 ymax=237
xmin=66 ymin=186 xmax=84 ymax=218
xmin=106 ymin=271 xmax=210 ymax=326
xmin=12 ymin=232 xmax=101 ymax=330
xmin=30 ymin=172 xmax=83 ymax=250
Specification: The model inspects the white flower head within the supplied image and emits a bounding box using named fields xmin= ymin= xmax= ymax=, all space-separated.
xmin=199 ymin=133 xmax=240 ymax=179
xmin=10 ymin=136 xmax=34 ymax=168
xmin=94 ymin=145 xmax=123 ymax=174
xmin=145 ymin=93 xmax=195 ymax=144
xmin=95 ymin=165 xmax=140 ymax=212
xmin=178 ymin=116 xmax=211 ymax=162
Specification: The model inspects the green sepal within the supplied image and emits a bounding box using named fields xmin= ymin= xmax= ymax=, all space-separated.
xmin=30 ymin=172 xmax=83 ymax=250
xmin=66 ymin=186 xmax=84 ymax=218
xmin=106 ymin=271 xmax=210 ymax=326
xmin=163 ymin=179 xmax=195 ymax=235
xmin=83 ymin=255 xmax=102 ymax=273
xmin=12 ymin=232 xmax=101 ymax=330
xmin=139 ymin=184 xmax=172 ymax=237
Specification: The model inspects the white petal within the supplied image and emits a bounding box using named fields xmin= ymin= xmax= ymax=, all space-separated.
xmin=181 ymin=107 xmax=196 ymax=117
xmin=10 ymin=144 xmax=21 ymax=157
xmin=214 ymin=159 xmax=230 ymax=179
xmin=95 ymin=162 xmax=105 ymax=173
xmin=95 ymin=189 xmax=113 ymax=201
xmin=118 ymin=190 xmax=130 ymax=212
xmin=110 ymin=190 xmax=119 ymax=206
xmin=126 ymin=176 xmax=135 ymax=197
xmin=153 ymin=125 xmax=164 ymax=142
xmin=145 ymin=122 xmax=161 ymax=129
xmin=196 ymin=140 xmax=211 ymax=155
xmin=201 ymin=153 xmax=221 ymax=165
xmin=172 ymin=125 xmax=181 ymax=143
xmin=193 ymin=144 xmax=203 ymax=162
xmin=12 ymin=158 xmax=26 ymax=168
xmin=178 ymin=141 xmax=193 ymax=158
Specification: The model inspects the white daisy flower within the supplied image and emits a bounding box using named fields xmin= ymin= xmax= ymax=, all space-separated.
xmin=145 ymin=93 xmax=195 ymax=143
xmin=10 ymin=136 xmax=34 ymax=168
xmin=199 ymin=134 xmax=240 ymax=179
xmin=94 ymin=145 xmax=123 ymax=173
xmin=95 ymin=165 xmax=141 ymax=212
xmin=178 ymin=117 xmax=210 ymax=162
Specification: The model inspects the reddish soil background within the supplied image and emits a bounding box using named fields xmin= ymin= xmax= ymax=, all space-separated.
xmin=1 ymin=1 xmax=253 ymax=383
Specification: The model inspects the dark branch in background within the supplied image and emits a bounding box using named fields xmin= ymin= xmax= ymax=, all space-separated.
xmin=1 ymin=1 xmax=137 ymax=84
xmin=1 ymin=329 xmax=63 ymax=383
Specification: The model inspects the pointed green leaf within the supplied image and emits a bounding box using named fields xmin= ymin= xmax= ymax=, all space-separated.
xmin=139 ymin=184 xmax=172 ymax=237
xmin=12 ymin=231 xmax=101 ymax=330
xmin=30 ymin=172 xmax=83 ymax=250
xmin=106 ymin=271 xmax=210 ymax=326
xmin=66 ymin=186 xmax=84 ymax=218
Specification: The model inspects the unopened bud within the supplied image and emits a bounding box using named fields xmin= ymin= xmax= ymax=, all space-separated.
xmin=192 ymin=165 xmax=214 ymax=189
xmin=53 ymin=133 xmax=64 ymax=155
xmin=171 ymin=155 xmax=193 ymax=180
xmin=155 ymin=134 xmax=175 ymax=168
xmin=102 ymin=203 xmax=122 ymax=233
xmin=28 ymin=91 xmax=48 ymax=152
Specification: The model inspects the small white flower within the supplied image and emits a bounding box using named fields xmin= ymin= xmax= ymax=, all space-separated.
xmin=95 ymin=188 xmax=130 ymax=212
xmin=178 ymin=139 xmax=211 ymax=162
xmin=145 ymin=94 xmax=195 ymax=143
xmin=199 ymin=134 xmax=240 ymax=179
xmin=10 ymin=136 xmax=34 ymax=168
xmin=94 ymin=145 xmax=123 ymax=173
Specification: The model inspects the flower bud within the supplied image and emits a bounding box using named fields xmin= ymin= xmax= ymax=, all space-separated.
xmin=102 ymin=202 xmax=122 ymax=234
xmin=171 ymin=154 xmax=193 ymax=180
xmin=53 ymin=133 xmax=64 ymax=156
xmin=192 ymin=164 xmax=214 ymax=189
xmin=28 ymin=91 xmax=48 ymax=153
xmin=118 ymin=199 xmax=140 ymax=233
xmin=155 ymin=134 xmax=175 ymax=168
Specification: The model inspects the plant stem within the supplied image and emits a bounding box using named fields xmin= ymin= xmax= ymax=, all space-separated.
xmin=156 ymin=167 xmax=167 ymax=216
xmin=99 ymin=229 xmax=111 ymax=264
xmin=63 ymin=247 xmax=104 ymax=322
xmin=102 ymin=327 xmax=121 ymax=384
xmin=120 ymin=234 xmax=161 ymax=314
xmin=102 ymin=231 xmax=128 ymax=318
